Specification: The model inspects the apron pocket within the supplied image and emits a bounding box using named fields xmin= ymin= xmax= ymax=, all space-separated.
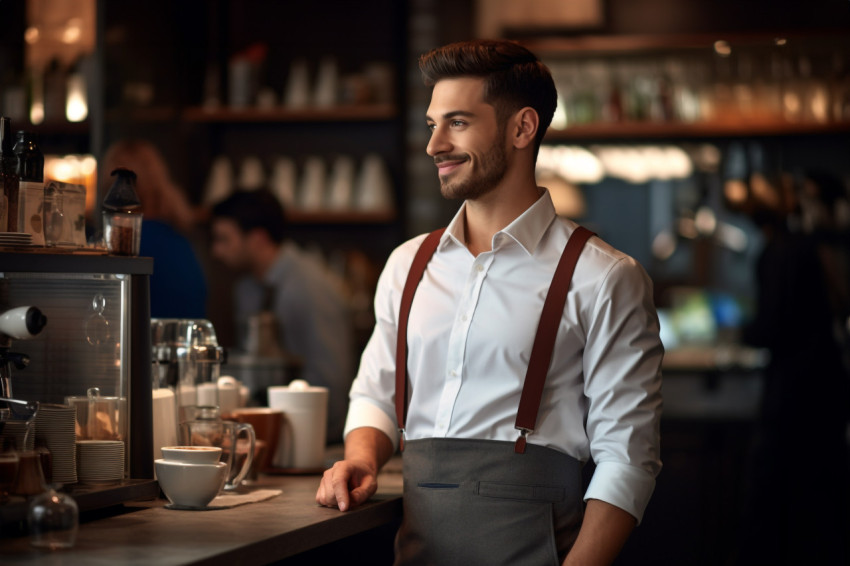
xmin=476 ymin=481 xmax=564 ymax=503
xmin=417 ymin=482 xmax=460 ymax=489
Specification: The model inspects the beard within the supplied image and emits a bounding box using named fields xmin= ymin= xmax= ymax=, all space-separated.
xmin=437 ymin=136 xmax=508 ymax=201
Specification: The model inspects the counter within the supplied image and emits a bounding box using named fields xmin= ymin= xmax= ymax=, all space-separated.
xmin=0 ymin=462 xmax=404 ymax=565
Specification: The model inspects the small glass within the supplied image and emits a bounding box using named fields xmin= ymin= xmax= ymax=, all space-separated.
xmin=102 ymin=210 xmax=142 ymax=256
xmin=28 ymin=485 xmax=79 ymax=550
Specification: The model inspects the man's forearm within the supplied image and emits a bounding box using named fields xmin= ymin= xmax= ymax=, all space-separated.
xmin=344 ymin=426 xmax=395 ymax=472
xmin=563 ymin=499 xmax=636 ymax=566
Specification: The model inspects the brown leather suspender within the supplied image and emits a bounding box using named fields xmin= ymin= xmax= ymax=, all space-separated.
xmin=395 ymin=228 xmax=445 ymax=450
xmin=395 ymin=226 xmax=595 ymax=453
xmin=514 ymin=226 xmax=595 ymax=452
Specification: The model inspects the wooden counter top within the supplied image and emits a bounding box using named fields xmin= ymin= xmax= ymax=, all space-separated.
xmin=0 ymin=467 xmax=403 ymax=566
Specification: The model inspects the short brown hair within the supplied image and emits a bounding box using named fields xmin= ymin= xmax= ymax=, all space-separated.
xmin=419 ymin=39 xmax=557 ymax=151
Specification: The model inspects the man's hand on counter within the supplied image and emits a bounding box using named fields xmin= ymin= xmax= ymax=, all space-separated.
xmin=315 ymin=427 xmax=394 ymax=511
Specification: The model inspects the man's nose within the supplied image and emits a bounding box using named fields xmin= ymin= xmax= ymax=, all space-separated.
xmin=426 ymin=125 xmax=451 ymax=157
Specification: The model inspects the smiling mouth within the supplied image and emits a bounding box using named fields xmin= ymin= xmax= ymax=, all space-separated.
xmin=434 ymin=155 xmax=468 ymax=175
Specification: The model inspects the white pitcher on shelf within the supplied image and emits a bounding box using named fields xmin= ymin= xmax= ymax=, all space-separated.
xmin=298 ymin=156 xmax=327 ymax=211
xmin=354 ymin=153 xmax=393 ymax=212
xmin=284 ymin=59 xmax=311 ymax=110
xmin=238 ymin=156 xmax=266 ymax=191
xmin=271 ymin=156 xmax=298 ymax=209
xmin=326 ymin=155 xmax=355 ymax=211
xmin=203 ymin=156 xmax=234 ymax=206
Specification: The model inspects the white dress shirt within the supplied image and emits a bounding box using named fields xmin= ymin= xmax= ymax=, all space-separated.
xmin=345 ymin=189 xmax=663 ymax=522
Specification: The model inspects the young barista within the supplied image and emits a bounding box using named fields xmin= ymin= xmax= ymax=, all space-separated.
xmin=316 ymin=39 xmax=663 ymax=565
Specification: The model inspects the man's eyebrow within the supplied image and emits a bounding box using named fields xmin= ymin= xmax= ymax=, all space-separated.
xmin=425 ymin=110 xmax=477 ymax=122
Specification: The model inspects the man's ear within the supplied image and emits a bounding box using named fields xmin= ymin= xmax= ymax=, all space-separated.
xmin=511 ymin=107 xmax=539 ymax=150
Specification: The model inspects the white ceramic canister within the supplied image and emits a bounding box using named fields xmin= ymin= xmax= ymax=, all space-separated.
xmin=151 ymin=388 xmax=178 ymax=462
xmin=267 ymin=380 xmax=328 ymax=470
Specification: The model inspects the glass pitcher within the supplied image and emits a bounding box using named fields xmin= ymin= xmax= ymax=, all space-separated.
xmin=179 ymin=418 xmax=255 ymax=491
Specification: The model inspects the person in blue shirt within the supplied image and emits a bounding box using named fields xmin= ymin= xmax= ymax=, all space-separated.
xmin=101 ymin=139 xmax=208 ymax=319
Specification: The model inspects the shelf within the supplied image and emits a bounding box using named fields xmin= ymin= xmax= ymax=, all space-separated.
xmin=521 ymin=31 xmax=850 ymax=57
xmin=105 ymin=106 xmax=179 ymax=123
xmin=285 ymin=210 xmax=396 ymax=224
xmin=0 ymin=251 xmax=153 ymax=274
xmin=26 ymin=120 xmax=90 ymax=136
xmin=544 ymin=119 xmax=850 ymax=141
xmin=182 ymin=104 xmax=397 ymax=123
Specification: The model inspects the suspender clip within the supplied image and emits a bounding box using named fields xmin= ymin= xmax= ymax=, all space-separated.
xmin=514 ymin=427 xmax=531 ymax=454
xmin=398 ymin=428 xmax=406 ymax=452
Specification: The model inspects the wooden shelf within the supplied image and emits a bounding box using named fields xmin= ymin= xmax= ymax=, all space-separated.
xmin=182 ymin=103 xmax=397 ymax=123
xmin=105 ymin=106 xmax=179 ymax=123
xmin=521 ymin=31 xmax=850 ymax=57
xmin=27 ymin=120 xmax=90 ymax=136
xmin=285 ymin=210 xmax=396 ymax=224
xmin=544 ymin=119 xmax=850 ymax=141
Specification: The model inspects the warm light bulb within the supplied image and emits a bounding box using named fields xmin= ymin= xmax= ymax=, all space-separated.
xmin=62 ymin=19 xmax=83 ymax=44
xmin=66 ymin=74 xmax=88 ymax=122
xmin=713 ymin=40 xmax=732 ymax=57
xmin=24 ymin=26 xmax=40 ymax=44
xmin=30 ymin=102 xmax=44 ymax=125
xmin=80 ymin=156 xmax=97 ymax=176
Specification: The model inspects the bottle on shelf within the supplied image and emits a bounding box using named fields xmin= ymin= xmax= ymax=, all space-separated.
xmin=13 ymin=131 xmax=45 ymax=246
xmin=0 ymin=117 xmax=20 ymax=232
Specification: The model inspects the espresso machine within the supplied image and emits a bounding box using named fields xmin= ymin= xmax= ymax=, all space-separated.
xmin=0 ymin=306 xmax=48 ymax=400
xmin=0 ymin=252 xmax=157 ymax=525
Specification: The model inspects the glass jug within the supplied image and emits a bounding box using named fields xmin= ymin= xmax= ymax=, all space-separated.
xmin=179 ymin=418 xmax=255 ymax=491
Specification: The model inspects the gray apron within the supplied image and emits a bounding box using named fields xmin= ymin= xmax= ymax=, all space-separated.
xmin=393 ymin=226 xmax=595 ymax=566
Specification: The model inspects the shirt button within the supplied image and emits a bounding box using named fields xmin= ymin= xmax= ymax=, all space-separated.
xmin=476 ymin=264 xmax=484 ymax=272
xmin=461 ymin=314 xmax=468 ymax=322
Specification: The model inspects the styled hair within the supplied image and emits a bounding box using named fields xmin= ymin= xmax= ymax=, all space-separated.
xmin=211 ymin=189 xmax=286 ymax=244
xmin=100 ymin=139 xmax=195 ymax=233
xmin=419 ymin=39 xmax=557 ymax=150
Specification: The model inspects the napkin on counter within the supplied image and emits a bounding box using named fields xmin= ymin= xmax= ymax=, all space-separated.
xmin=204 ymin=489 xmax=282 ymax=510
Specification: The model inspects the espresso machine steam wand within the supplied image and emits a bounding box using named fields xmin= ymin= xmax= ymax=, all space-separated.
xmin=0 ymin=306 xmax=48 ymax=400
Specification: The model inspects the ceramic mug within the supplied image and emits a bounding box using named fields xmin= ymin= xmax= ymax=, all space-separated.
xmin=230 ymin=408 xmax=283 ymax=472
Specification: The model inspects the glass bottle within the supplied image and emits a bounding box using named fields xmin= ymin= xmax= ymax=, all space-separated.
xmin=0 ymin=117 xmax=20 ymax=232
xmin=13 ymin=131 xmax=45 ymax=246
xmin=102 ymin=167 xmax=142 ymax=255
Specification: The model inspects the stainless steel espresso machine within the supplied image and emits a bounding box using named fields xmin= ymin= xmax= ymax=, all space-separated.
xmin=0 ymin=252 xmax=157 ymax=525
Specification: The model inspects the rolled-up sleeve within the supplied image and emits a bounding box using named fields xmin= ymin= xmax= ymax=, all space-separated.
xmin=581 ymin=257 xmax=664 ymax=524
xmin=343 ymin=238 xmax=425 ymax=450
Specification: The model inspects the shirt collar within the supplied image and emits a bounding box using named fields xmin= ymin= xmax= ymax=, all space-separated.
xmin=440 ymin=188 xmax=557 ymax=256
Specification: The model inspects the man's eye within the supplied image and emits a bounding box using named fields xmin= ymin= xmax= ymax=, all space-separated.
xmin=452 ymin=120 xmax=466 ymax=127
xmin=426 ymin=123 xmax=436 ymax=132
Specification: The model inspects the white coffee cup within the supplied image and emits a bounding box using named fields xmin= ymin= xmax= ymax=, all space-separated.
xmin=161 ymin=446 xmax=222 ymax=465
xmin=267 ymin=380 xmax=328 ymax=469
xmin=155 ymin=459 xmax=227 ymax=508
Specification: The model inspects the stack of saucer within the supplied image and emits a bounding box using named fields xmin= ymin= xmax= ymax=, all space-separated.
xmin=0 ymin=232 xmax=33 ymax=247
xmin=34 ymin=404 xmax=77 ymax=484
xmin=76 ymin=440 xmax=124 ymax=485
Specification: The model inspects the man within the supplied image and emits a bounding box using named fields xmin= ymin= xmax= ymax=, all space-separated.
xmin=316 ymin=39 xmax=663 ymax=565
xmin=210 ymin=189 xmax=354 ymax=443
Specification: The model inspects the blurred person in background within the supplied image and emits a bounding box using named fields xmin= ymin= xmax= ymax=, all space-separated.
xmin=209 ymin=189 xmax=354 ymax=443
xmin=734 ymin=169 xmax=849 ymax=565
xmin=100 ymin=139 xmax=208 ymax=319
